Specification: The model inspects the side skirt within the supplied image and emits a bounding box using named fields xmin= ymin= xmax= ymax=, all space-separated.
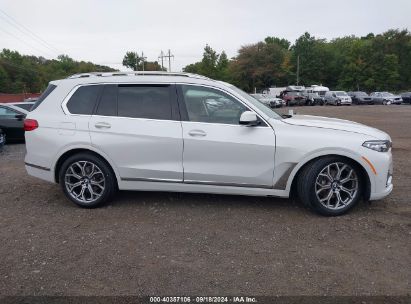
xmin=118 ymin=179 xmax=289 ymax=198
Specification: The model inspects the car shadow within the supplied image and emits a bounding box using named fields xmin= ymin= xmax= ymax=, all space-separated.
xmin=110 ymin=189 xmax=303 ymax=212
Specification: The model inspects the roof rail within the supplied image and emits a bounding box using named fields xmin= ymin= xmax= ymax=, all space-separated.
xmin=66 ymin=71 xmax=211 ymax=80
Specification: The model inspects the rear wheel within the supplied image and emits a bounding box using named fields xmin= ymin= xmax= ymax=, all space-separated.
xmin=59 ymin=153 xmax=117 ymax=208
xmin=297 ymin=157 xmax=363 ymax=216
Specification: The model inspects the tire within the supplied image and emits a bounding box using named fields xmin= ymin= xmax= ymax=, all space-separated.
xmin=297 ymin=156 xmax=363 ymax=216
xmin=59 ymin=152 xmax=117 ymax=208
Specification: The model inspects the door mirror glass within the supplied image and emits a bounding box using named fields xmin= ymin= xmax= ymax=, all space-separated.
xmin=239 ymin=111 xmax=259 ymax=126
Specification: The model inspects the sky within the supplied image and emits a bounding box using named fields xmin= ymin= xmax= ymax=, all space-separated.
xmin=1 ymin=0 xmax=410 ymax=72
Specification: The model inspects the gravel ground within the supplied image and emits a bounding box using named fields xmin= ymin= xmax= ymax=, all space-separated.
xmin=0 ymin=105 xmax=410 ymax=296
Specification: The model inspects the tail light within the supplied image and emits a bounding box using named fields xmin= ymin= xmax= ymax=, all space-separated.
xmin=24 ymin=119 xmax=39 ymax=131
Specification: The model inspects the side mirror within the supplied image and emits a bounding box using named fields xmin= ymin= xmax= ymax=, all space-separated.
xmin=239 ymin=111 xmax=259 ymax=126
xmin=15 ymin=114 xmax=26 ymax=120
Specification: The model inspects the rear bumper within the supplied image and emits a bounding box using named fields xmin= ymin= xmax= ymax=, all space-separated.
xmin=25 ymin=163 xmax=55 ymax=183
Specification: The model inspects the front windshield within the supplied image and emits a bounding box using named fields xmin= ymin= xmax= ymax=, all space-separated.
xmin=335 ymin=91 xmax=348 ymax=96
xmin=229 ymin=85 xmax=282 ymax=120
xmin=382 ymin=92 xmax=394 ymax=97
xmin=356 ymin=92 xmax=368 ymax=96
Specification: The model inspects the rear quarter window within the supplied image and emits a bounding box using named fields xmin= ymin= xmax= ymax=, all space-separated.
xmin=67 ymin=85 xmax=102 ymax=115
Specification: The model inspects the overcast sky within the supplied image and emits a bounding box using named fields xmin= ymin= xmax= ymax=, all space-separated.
xmin=1 ymin=0 xmax=410 ymax=72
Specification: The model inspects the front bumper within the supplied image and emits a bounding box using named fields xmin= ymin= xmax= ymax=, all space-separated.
xmin=370 ymin=183 xmax=393 ymax=200
xmin=364 ymin=149 xmax=393 ymax=201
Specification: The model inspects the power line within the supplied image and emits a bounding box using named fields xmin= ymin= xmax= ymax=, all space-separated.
xmin=0 ymin=9 xmax=61 ymax=57
xmin=0 ymin=27 xmax=55 ymax=58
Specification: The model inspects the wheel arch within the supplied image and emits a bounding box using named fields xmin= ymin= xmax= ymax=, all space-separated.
xmin=54 ymin=147 xmax=120 ymax=186
xmin=288 ymin=153 xmax=372 ymax=201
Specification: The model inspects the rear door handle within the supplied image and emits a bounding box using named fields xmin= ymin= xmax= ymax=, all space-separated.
xmin=188 ymin=129 xmax=206 ymax=137
xmin=94 ymin=122 xmax=111 ymax=129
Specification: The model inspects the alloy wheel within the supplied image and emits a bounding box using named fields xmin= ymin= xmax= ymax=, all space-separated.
xmin=315 ymin=162 xmax=359 ymax=210
xmin=64 ymin=161 xmax=105 ymax=203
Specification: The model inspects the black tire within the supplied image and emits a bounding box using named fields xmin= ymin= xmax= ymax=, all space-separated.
xmin=297 ymin=156 xmax=363 ymax=216
xmin=59 ymin=152 xmax=117 ymax=208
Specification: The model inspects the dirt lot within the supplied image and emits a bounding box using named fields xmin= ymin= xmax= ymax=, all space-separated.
xmin=0 ymin=105 xmax=410 ymax=296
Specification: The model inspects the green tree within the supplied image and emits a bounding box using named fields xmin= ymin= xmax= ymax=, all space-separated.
xmin=122 ymin=51 xmax=140 ymax=71
xmin=183 ymin=45 xmax=230 ymax=81
xmin=0 ymin=49 xmax=115 ymax=93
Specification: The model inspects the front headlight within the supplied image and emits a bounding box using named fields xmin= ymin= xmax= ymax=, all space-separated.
xmin=362 ymin=140 xmax=392 ymax=152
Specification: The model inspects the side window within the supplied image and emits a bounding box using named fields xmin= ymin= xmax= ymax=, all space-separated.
xmin=117 ymin=85 xmax=172 ymax=120
xmin=96 ymin=85 xmax=117 ymax=116
xmin=67 ymin=85 xmax=102 ymax=115
xmin=0 ymin=106 xmax=18 ymax=117
xmin=181 ymin=85 xmax=248 ymax=124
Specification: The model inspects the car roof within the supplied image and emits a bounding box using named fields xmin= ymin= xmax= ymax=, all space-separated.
xmin=8 ymin=102 xmax=35 ymax=105
xmin=0 ymin=103 xmax=29 ymax=114
xmin=55 ymin=72 xmax=220 ymax=87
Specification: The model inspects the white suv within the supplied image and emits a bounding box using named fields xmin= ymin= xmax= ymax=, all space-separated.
xmin=24 ymin=72 xmax=393 ymax=216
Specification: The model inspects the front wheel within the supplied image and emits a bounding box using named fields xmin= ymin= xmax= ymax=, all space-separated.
xmin=59 ymin=153 xmax=117 ymax=208
xmin=297 ymin=157 xmax=363 ymax=216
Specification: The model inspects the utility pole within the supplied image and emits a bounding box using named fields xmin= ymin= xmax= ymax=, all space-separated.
xmin=141 ymin=51 xmax=147 ymax=72
xmin=158 ymin=50 xmax=165 ymax=71
xmin=296 ymin=55 xmax=300 ymax=85
xmin=164 ymin=49 xmax=174 ymax=72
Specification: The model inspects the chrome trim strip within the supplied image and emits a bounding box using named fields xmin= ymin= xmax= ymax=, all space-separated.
xmin=121 ymin=177 xmax=182 ymax=183
xmin=184 ymin=180 xmax=273 ymax=189
xmin=24 ymin=162 xmax=51 ymax=171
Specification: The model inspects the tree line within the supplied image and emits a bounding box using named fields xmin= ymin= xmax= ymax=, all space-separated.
xmin=183 ymin=29 xmax=411 ymax=93
xmin=0 ymin=29 xmax=410 ymax=94
xmin=0 ymin=50 xmax=115 ymax=94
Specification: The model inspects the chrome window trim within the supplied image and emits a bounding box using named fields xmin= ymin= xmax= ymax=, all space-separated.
xmin=61 ymin=82 xmax=272 ymax=128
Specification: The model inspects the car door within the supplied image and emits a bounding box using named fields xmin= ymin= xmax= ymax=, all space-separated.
xmin=177 ymin=84 xmax=276 ymax=188
xmin=0 ymin=106 xmax=25 ymax=140
xmin=373 ymin=93 xmax=381 ymax=103
xmin=89 ymin=84 xmax=184 ymax=182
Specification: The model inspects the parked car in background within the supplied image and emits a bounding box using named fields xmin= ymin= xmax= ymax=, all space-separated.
xmin=23 ymin=97 xmax=39 ymax=103
xmin=250 ymin=94 xmax=270 ymax=106
xmin=283 ymin=91 xmax=305 ymax=106
xmin=0 ymin=128 xmax=5 ymax=152
xmin=250 ymin=94 xmax=285 ymax=108
xmin=0 ymin=103 xmax=29 ymax=141
xmin=370 ymin=92 xmax=402 ymax=105
xmin=10 ymin=101 xmax=35 ymax=111
xmin=324 ymin=91 xmax=352 ymax=106
xmin=24 ymin=71 xmax=393 ymax=216
xmin=306 ymin=85 xmax=330 ymax=97
xmin=400 ymin=92 xmax=411 ymax=104
xmin=348 ymin=91 xmax=373 ymax=105
xmin=269 ymin=97 xmax=286 ymax=108
xmin=302 ymin=91 xmax=324 ymax=106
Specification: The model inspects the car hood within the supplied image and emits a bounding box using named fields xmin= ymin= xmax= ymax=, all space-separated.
xmin=282 ymin=115 xmax=390 ymax=139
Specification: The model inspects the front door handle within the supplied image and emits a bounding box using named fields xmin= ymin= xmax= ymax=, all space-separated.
xmin=188 ymin=129 xmax=206 ymax=137
xmin=94 ymin=122 xmax=111 ymax=129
